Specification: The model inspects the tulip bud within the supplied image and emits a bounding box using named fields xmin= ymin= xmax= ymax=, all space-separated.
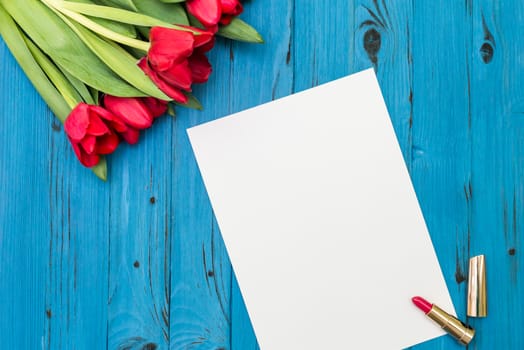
xmin=103 ymin=95 xmax=154 ymax=130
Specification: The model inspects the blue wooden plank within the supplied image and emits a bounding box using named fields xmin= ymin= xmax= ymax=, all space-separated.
xmin=170 ymin=41 xmax=233 ymax=349
xmin=107 ymin=116 xmax=173 ymax=348
xmin=354 ymin=0 xmax=413 ymax=162
xmin=38 ymin=74 xmax=111 ymax=349
xmin=0 ymin=39 xmax=49 ymax=349
xmin=0 ymin=38 xmax=112 ymax=349
xmin=293 ymin=0 xmax=354 ymax=91
xmin=44 ymin=149 xmax=111 ymax=350
xmin=469 ymin=1 xmax=524 ymax=348
xmin=2 ymin=1 xmax=524 ymax=349
xmin=228 ymin=1 xmax=294 ymax=348
xmin=37 ymin=60 xmax=111 ymax=350
xmin=408 ymin=1 xmax=472 ymax=349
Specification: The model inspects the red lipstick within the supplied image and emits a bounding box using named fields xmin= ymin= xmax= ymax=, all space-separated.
xmin=412 ymin=296 xmax=432 ymax=314
xmin=412 ymin=296 xmax=475 ymax=345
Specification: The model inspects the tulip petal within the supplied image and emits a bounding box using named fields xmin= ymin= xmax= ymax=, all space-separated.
xmin=104 ymin=95 xmax=153 ymax=130
xmin=138 ymin=58 xmax=189 ymax=104
xmin=195 ymin=35 xmax=215 ymax=53
xmin=177 ymin=26 xmax=214 ymax=50
xmin=205 ymin=24 xmax=219 ymax=34
xmin=80 ymin=134 xmax=97 ymax=154
xmin=64 ymin=103 xmax=90 ymax=141
xmin=107 ymin=117 xmax=128 ymax=133
xmin=186 ymin=0 xmax=221 ymax=27
xmin=157 ymin=60 xmax=193 ymax=91
xmin=70 ymin=138 xmax=99 ymax=167
xmin=86 ymin=113 xmax=110 ymax=136
xmin=93 ymin=102 xmax=128 ymax=132
xmin=221 ymin=0 xmax=243 ymax=15
xmin=69 ymin=138 xmax=82 ymax=158
xmin=142 ymin=97 xmax=168 ymax=118
xmin=188 ymin=53 xmax=212 ymax=84
xmin=91 ymin=104 xmax=120 ymax=122
xmin=148 ymin=27 xmax=194 ymax=71
xmin=219 ymin=15 xmax=234 ymax=26
xmin=82 ymin=154 xmax=100 ymax=167
xmin=121 ymin=127 xmax=140 ymax=145
xmin=64 ymin=103 xmax=120 ymax=167
xmin=73 ymin=140 xmax=100 ymax=167
xmin=96 ymin=132 xmax=120 ymax=155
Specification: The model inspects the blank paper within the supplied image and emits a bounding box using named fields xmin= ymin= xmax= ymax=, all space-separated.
xmin=188 ymin=69 xmax=455 ymax=349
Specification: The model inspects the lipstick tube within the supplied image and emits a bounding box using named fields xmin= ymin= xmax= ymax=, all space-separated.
xmin=412 ymin=296 xmax=475 ymax=346
xmin=426 ymin=303 xmax=475 ymax=345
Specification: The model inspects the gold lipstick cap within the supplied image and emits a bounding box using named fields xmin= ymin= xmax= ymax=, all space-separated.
xmin=467 ymin=255 xmax=487 ymax=317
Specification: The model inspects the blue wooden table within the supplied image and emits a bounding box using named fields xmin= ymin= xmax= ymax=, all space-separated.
xmin=1 ymin=1 xmax=523 ymax=349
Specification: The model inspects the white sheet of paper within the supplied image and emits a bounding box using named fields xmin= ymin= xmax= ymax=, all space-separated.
xmin=188 ymin=69 xmax=455 ymax=349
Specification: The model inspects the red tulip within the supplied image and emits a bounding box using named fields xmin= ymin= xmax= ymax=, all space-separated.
xmin=188 ymin=52 xmax=213 ymax=83
xmin=186 ymin=0 xmax=221 ymax=28
xmin=101 ymin=95 xmax=168 ymax=145
xmin=139 ymin=27 xmax=214 ymax=104
xmin=139 ymin=58 xmax=189 ymax=104
xmin=219 ymin=0 xmax=243 ymax=25
xmin=64 ymin=103 xmax=120 ymax=167
xmin=186 ymin=0 xmax=243 ymax=29
xmin=147 ymin=28 xmax=195 ymax=71
xmin=103 ymin=95 xmax=154 ymax=129
xmin=188 ymin=26 xmax=216 ymax=50
xmin=118 ymin=127 xmax=140 ymax=145
xmin=142 ymin=97 xmax=168 ymax=118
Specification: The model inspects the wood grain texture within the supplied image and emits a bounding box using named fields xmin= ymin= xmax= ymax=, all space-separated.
xmin=0 ymin=39 xmax=49 ymax=349
xmin=407 ymin=1 xmax=472 ymax=349
xmin=294 ymin=0 xmax=354 ymax=90
xmin=228 ymin=1 xmax=294 ymax=349
xmin=45 ymin=139 xmax=111 ymax=350
xmin=1 ymin=0 xmax=524 ymax=349
xmin=468 ymin=1 xmax=524 ymax=348
xmin=170 ymin=39 xmax=233 ymax=349
xmin=107 ymin=116 xmax=173 ymax=348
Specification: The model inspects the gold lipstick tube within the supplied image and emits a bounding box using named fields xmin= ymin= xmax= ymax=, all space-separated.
xmin=427 ymin=304 xmax=475 ymax=345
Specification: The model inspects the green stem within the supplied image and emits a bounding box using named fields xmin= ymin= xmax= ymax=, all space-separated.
xmin=41 ymin=0 xmax=150 ymax=52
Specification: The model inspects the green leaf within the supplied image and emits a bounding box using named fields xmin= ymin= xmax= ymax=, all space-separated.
xmin=63 ymin=17 xmax=171 ymax=100
xmin=67 ymin=0 xmax=137 ymax=38
xmin=178 ymin=93 xmax=203 ymax=110
xmin=159 ymin=0 xmax=186 ymax=3
xmin=24 ymin=36 xmax=83 ymax=108
xmin=60 ymin=1 xmax=177 ymax=28
xmin=125 ymin=45 xmax=146 ymax=59
xmin=218 ymin=18 xmax=264 ymax=43
xmin=1 ymin=0 xmax=145 ymax=97
xmin=133 ymin=0 xmax=188 ymax=25
xmin=58 ymin=64 xmax=96 ymax=105
xmin=91 ymin=156 xmax=107 ymax=180
xmin=187 ymin=12 xmax=207 ymax=30
xmin=167 ymin=103 xmax=175 ymax=117
xmin=89 ymin=86 xmax=99 ymax=104
xmin=0 ymin=4 xmax=71 ymax=122
xmin=89 ymin=16 xmax=137 ymax=38
xmin=97 ymin=0 xmax=137 ymax=11
xmin=48 ymin=3 xmax=152 ymax=53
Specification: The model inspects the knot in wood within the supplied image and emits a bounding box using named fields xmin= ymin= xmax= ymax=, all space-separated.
xmin=363 ymin=28 xmax=381 ymax=65
xmin=480 ymin=42 xmax=494 ymax=64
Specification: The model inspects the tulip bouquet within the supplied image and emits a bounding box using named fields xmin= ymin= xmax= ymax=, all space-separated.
xmin=0 ymin=0 xmax=262 ymax=180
